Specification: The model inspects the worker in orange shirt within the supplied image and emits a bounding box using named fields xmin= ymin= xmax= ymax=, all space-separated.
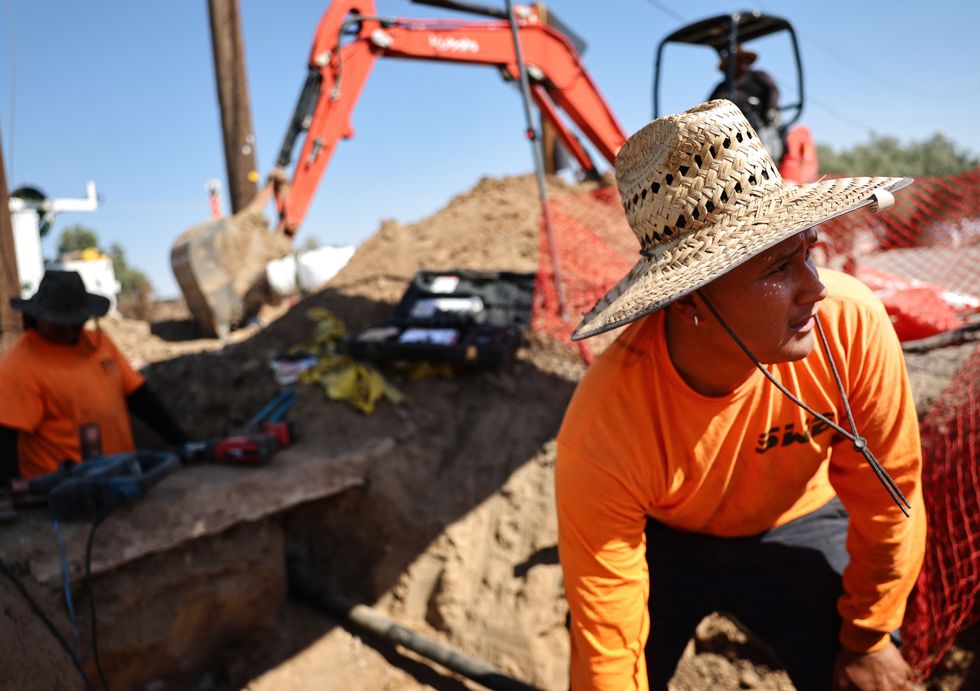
xmin=0 ymin=270 xmax=188 ymax=482
xmin=557 ymin=100 xmax=924 ymax=691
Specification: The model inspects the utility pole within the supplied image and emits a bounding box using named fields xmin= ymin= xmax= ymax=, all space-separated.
xmin=0 ymin=130 xmax=22 ymax=351
xmin=208 ymin=0 xmax=259 ymax=213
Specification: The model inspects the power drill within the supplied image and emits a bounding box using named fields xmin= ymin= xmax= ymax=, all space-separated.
xmin=180 ymin=389 xmax=298 ymax=465
xmin=180 ymin=433 xmax=280 ymax=465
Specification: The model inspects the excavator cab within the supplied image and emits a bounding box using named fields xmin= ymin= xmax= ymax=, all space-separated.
xmin=652 ymin=10 xmax=818 ymax=183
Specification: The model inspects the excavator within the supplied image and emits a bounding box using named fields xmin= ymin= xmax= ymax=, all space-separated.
xmin=171 ymin=0 xmax=629 ymax=338
xmin=652 ymin=10 xmax=820 ymax=184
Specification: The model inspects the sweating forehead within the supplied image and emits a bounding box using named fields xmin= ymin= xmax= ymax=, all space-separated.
xmin=696 ymin=228 xmax=820 ymax=295
xmin=756 ymin=228 xmax=818 ymax=261
xmin=709 ymin=228 xmax=817 ymax=286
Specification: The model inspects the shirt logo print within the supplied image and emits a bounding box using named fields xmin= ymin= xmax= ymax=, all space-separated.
xmin=755 ymin=411 xmax=836 ymax=454
xmin=100 ymin=358 xmax=117 ymax=376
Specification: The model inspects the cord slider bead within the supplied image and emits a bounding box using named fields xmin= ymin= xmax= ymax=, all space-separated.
xmin=871 ymin=189 xmax=895 ymax=212
xmin=852 ymin=437 xmax=868 ymax=452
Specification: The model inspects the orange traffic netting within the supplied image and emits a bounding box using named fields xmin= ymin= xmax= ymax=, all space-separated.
xmin=532 ymin=185 xmax=635 ymax=362
xmin=532 ymin=168 xmax=980 ymax=678
xmin=818 ymin=169 xmax=980 ymax=343
xmin=903 ymin=346 xmax=980 ymax=676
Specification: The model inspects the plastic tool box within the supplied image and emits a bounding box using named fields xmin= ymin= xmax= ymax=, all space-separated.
xmin=348 ymin=269 xmax=535 ymax=365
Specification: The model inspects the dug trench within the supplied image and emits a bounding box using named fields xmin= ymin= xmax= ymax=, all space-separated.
xmin=132 ymin=175 xmax=592 ymax=690
xmin=1 ymin=174 xmax=977 ymax=690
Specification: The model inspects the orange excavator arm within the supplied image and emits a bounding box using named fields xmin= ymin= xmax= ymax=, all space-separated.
xmin=271 ymin=0 xmax=628 ymax=236
xmin=172 ymin=0 xmax=627 ymax=339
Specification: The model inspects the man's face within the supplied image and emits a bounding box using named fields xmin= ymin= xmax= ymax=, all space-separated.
xmin=36 ymin=319 xmax=85 ymax=345
xmin=699 ymin=228 xmax=827 ymax=364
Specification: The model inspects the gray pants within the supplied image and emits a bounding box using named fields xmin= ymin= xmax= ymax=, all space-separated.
xmin=644 ymin=498 xmax=852 ymax=691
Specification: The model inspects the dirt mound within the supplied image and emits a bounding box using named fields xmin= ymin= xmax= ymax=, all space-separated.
xmin=115 ymin=173 xmax=971 ymax=689
xmin=329 ymin=174 xmax=577 ymax=303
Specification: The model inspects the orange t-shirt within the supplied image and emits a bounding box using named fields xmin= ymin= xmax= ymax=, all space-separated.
xmin=0 ymin=329 xmax=144 ymax=479
xmin=556 ymin=270 xmax=926 ymax=690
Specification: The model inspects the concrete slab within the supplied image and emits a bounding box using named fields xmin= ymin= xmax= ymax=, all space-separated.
xmin=0 ymin=436 xmax=394 ymax=585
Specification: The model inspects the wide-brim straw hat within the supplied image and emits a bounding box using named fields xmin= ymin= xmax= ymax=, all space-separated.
xmin=573 ymin=99 xmax=911 ymax=340
xmin=10 ymin=269 xmax=110 ymax=325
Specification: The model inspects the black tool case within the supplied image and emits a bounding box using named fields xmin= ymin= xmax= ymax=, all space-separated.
xmin=348 ymin=269 xmax=536 ymax=365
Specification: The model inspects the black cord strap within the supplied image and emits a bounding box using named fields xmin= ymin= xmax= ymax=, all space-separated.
xmin=0 ymin=559 xmax=98 ymax=691
xmin=813 ymin=318 xmax=911 ymax=515
xmin=86 ymin=509 xmax=112 ymax=691
xmin=698 ymin=292 xmax=912 ymax=517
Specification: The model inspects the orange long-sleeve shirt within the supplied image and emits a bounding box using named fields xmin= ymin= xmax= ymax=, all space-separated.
xmin=556 ymin=269 xmax=925 ymax=690
xmin=0 ymin=329 xmax=144 ymax=479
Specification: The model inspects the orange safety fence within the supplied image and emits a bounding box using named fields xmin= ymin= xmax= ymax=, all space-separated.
xmin=817 ymin=169 xmax=980 ymax=343
xmin=532 ymin=168 xmax=980 ymax=678
xmin=532 ymin=185 xmax=635 ymax=361
xmin=903 ymin=346 xmax=980 ymax=676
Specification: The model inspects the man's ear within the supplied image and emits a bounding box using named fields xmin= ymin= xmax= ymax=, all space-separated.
xmin=669 ymin=294 xmax=700 ymax=322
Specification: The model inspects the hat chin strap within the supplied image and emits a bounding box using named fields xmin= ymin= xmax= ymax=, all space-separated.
xmin=697 ymin=291 xmax=912 ymax=517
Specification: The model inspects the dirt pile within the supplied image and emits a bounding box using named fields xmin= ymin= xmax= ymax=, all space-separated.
xmin=111 ymin=173 xmax=972 ymax=689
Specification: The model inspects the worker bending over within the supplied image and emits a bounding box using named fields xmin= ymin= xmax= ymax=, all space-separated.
xmin=557 ymin=100 xmax=923 ymax=690
xmin=0 ymin=270 xmax=187 ymax=482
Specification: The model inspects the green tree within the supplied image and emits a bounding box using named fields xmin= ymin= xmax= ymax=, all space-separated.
xmin=107 ymin=243 xmax=151 ymax=298
xmin=818 ymin=132 xmax=979 ymax=177
xmin=57 ymin=224 xmax=99 ymax=255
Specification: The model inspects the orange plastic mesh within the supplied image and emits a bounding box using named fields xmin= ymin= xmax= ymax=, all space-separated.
xmin=532 ymin=186 xmax=635 ymax=363
xmin=902 ymin=346 xmax=980 ymax=676
xmin=817 ymin=169 xmax=980 ymax=342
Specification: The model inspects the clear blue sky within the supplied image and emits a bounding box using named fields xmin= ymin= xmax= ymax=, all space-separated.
xmin=2 ymin=0 xmax=978 ymax=298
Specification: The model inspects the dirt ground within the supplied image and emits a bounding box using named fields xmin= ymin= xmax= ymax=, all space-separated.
xmin=84 ymin=174 xmax=978 ymax=690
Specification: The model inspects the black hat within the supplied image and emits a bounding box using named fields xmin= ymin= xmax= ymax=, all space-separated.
xmin=10 ymin=270 xmax=110 ymax=325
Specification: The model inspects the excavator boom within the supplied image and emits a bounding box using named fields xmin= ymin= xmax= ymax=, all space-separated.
xmin=173 ymin=0 xmax=627 ymax=337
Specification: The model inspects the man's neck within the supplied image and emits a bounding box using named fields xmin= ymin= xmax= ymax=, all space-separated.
xmin=664 ymin=310 xmax=757 ymax=397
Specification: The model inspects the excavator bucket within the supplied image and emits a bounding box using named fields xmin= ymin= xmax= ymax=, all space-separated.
xmin=171 ymin=207 xmax=293 ymax=338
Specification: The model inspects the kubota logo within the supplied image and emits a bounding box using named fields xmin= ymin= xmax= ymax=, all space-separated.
xmin=428 ymin=35 xmax=479 ymax=53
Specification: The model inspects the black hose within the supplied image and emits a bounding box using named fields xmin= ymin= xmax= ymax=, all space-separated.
xmin=85 ymin=509 xmax=112 ymax=691
xmin=0 ymin=557 xmax=98 ymax=691
xmin=289 ymin=567 xmax=540 ymax=691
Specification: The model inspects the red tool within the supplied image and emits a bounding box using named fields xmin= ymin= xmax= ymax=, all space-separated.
xmin=180 ymin=432 xmax=279 ymax=465
xmin=245 ymin=389 xmax=298 ymax=447
xmin=180 ymin=390 xmax=298 ymax=465
xmin=212 ymin=433 xmax=280 ymax=464
xmin=260 ymin=420 xmax=294 ymax=448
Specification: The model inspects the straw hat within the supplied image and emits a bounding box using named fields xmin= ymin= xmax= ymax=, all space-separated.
xmin=10 ymin=270 xmax=109 ymax=325
xmin=572 ymin=99 xmax=911 ymax=340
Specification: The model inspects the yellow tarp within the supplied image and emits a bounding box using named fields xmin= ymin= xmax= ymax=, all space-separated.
xmin=296 ymin=308 xmax=405 ymax=415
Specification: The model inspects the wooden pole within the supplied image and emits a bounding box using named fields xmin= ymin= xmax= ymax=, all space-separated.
xmin=0 ymin=130 xmax=22 ymax=351
xmin=208 ymin=0 xmax=259 ymax=213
